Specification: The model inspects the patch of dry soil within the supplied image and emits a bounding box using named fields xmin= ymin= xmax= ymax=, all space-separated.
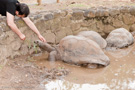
xmin=19 ymin=0 xmax=135 ymax=13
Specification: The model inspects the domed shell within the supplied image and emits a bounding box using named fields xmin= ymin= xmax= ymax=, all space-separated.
xmin=106 ymin=28 xmax=134 ymax=49
xmin=77 ymin=31 xmax=107 ymax=49
xmin=57 ymin=35 xmax=110 ymax=66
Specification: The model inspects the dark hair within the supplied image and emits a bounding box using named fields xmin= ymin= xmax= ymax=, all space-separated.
xmin=16 ymin=3 xmax=30 ymax=17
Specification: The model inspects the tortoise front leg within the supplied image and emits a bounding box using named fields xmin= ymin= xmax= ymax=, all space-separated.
xmin=49 ymin=51 xmax=57 ymax=61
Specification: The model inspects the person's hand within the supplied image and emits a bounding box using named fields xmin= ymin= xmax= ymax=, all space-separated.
xmin=38 ymin=34 xmax=46 ymax=42
xmin=19 ymin=34 xmax=26 ymax=40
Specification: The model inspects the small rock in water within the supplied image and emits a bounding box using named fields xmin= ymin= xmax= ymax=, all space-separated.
xmin=114 ymin=73 xmax=118 ymax=76
xmin=25 ymin=74 xmax=28 ymax=77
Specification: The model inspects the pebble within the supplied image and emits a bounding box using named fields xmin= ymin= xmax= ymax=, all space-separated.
xmin=114 ymin=73 xmax=118 ymax=76
xmin=25 ymin=74 xmax=28 ymax=77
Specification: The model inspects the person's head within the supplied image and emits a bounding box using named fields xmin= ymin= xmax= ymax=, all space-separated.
xmin=16 ymin=3 xmax=30 ymax=18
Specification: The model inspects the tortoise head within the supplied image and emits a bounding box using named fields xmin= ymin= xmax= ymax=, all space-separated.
xmin=34 ymin=40 xmax=43 ymax=46
xmin=34 ymin=40 xmax=55 ymax=52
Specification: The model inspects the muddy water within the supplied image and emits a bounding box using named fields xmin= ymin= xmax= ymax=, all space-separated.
xmin=33 ymin=41 xmax=135 ymax=89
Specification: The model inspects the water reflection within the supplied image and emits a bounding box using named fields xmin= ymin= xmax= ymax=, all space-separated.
xmin=45 ymin=80 xmax=110 ymax=90
xmin=44 ymin=79 xmax=135 ymax=90
xmin=108 ymin=79 xmax=135 ymax=90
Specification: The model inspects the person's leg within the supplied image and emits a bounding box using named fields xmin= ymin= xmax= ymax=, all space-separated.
xmin=57 ymin=0 xmax=59 ymax=3
xmin=37 ymin=0 xmax=42 ymax=5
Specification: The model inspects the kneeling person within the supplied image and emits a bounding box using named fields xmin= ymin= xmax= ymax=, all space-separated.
xmin=0 ymin=0 xmax=46 ymax=42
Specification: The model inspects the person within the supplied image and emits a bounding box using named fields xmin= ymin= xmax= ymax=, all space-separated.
xmin=0 ymin=0 xmax=46 ymax=42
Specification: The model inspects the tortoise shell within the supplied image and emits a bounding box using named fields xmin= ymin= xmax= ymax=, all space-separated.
xmin=77 ymin=31 xmax=107 ymax=49
xmin=106 ymin=28 xmax=134 ymax=49
xmin=57 ymin=35 xmax=110 ymax=66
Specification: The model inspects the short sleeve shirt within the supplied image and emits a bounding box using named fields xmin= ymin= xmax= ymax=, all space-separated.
xmin=0 ymin=0 xmax=17 ymax=16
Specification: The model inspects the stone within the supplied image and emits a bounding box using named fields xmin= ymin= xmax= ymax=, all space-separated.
xmin=51 ymin=18 xmax=61 ymax=31
xmin=96 ymin=21 xmax=104 ymax=31
xmin=109 ymin=7 xmax=120 ymax=17
xmin=0 ymin=22 xmax=10 ymax=32
xmin=103 ymin=25 xmax=115 ymax=34
xmin=122 ymin=13 xmax=135 ymax=25
xmin=60 ymin=15 xmax=71 ymax=27
xmin=55 ymin=30 xmax=67 ymax=44
xmin=95 ymin=8 xmax=109 ymax=17
xmin=70 ymin=22 xmax=81 ymax=31
xmin=0 ymin=31 xmax=16 ymax=45
xmin=20 ymin=44 xmax=29 ymax=55
xmin=112 ymin=19 xmax=123 ymax=28
xmin=81 ymin=19 xmax=94 ymax=27
xmin=53 ymin=10 xmax=67 ymax=18
xmin=15 ymin=18 xmax=26 ymax=28
xmin=129 ymin=6 xmax=135 ymax=15
xmin=71 ymin=9 xmax=84 ymax=20
xmin=84 ymin=9 xmax=96 ymax=18
xmin=120 ymin=6 xmax=130 ymax=13
xmin=130 ymin=24 xmax=135 ymax=32
xmin=35 ymin=19 xmax=47 ymax=30
xmin=0 ymin=45 xmax=12 ymax=61
xmin=61 ymin=27 xmax=73 ymax=36
xmin=34 ymin=14 xmax=42 ymax=20
xmin=43 ymin=31 xmax=56 ymax=44
xmin=44 ymin=13 xmax=54 ymax=21
xmin=11 ymin=41 xmax=22 ymax=51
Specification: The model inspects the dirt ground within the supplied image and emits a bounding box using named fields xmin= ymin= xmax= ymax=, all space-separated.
xmin=0 ymin=53 xmax=69 ymax=90
xmin=19 ymin=0 xmax=135 ymax=13
xmin=1 ymin=0 xmax=135 ymax=90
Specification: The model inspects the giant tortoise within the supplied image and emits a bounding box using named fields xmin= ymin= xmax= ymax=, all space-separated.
xmin=34 ymin=35 xmax=110 ymax=68
xmin=106 ymin=28 xmax=134 ymax=49
xmin=77 ymin=31 xmax=107 ymax=49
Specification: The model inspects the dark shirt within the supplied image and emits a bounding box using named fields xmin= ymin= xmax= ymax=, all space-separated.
xmin=0 ymin=0 xmax=18 ymax=16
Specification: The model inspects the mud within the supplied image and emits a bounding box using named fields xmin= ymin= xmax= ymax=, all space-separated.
xmin=0 ymin=53 xmax=69 ymax=90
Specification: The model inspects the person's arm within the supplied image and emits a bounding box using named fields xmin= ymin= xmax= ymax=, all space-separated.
xmin=6 ymin=12 xmax=25 ymax=40
xmin=22 ymin=17 xmax=46 ymax=42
